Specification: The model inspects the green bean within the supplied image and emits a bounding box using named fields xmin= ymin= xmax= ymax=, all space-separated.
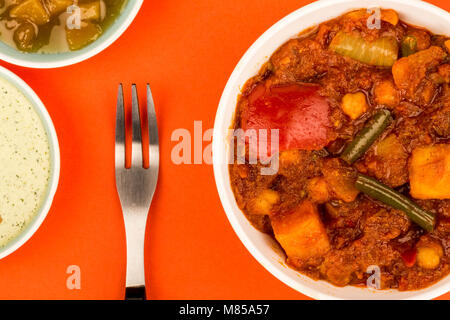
xmin=355 ymin=174 xmax=435 ymax=231
xmin=341 ymin=109 xmax=393 ymax=164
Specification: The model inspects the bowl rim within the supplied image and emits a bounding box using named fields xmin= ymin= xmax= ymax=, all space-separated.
xmin=0 ymin=0 xmax=143 ymax=69
xmin=213 ymin=0 xmax=450 ymax=300
xmin=0 ymin=65 xmax=60 ymax=260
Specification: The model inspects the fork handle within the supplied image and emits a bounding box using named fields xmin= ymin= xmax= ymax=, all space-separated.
xmin=123 ymin=209 xmax=147 ymax=292
xmin=126 ymin=286 xmax=146 ymax=300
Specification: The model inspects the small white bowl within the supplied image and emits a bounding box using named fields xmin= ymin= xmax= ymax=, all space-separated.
xmin=0 ymin=0 xmax=143 ymax=68
xmin=0 ymin=66 xmax=60 ymax=259
xmin=213 ymin=0 xmax=450 ymax=300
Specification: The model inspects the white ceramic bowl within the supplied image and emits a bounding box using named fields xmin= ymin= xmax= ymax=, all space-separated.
xmin=0 ymin=0 xmax=143 ymax=68
xmin=0 ymin=66 xmax=60 ymax=259
xmin=213 ymin=0 xmax=450 ymax=300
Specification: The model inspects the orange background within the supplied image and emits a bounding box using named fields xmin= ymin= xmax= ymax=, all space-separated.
xmin=0 ymin=0 xmax=448 ymax=300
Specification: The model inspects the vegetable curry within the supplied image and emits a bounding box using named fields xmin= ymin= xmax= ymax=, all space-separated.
xmin=229 ymin=8 xmax=450 ymax=290
xmin=0 ymin=0 xmax=126 ymax=53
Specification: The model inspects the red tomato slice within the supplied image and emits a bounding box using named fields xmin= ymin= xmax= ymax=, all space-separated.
xmin=241 ymin=83 xmax=331 ymax=155
xmin=401 ymin=248 xmax=417 ymax=268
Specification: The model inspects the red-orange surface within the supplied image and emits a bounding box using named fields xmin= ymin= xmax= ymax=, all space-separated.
xmin=0 ymin=0 xmax=448 ymax=300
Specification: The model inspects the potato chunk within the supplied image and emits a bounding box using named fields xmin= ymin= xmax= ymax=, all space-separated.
xmin=248 ymin=189 xmax=279 ymax=215
xmin=279 ymin=149 xmax=302 ymax=166
xmin=272 ymin=201 xmax=330 ymax=260
xmin=43 ymin=0 xmax=73 ymax=17
xmin=80 ymin=1 xmax=101 ymax=21
xmin=307 ymin=177 xmax=329 ymax=203
xmin=381 ymin=9 xmax=398 ymax=26
xmin=341 ymin=92 xmax=368 ymax=120
xmin=44 ymin=0 xmax=101 ymax=20
xmin=322 ymin=158 xmax=359 ymax=202
xmin=10 ymin=0 xmax=50 ymax=25
xmin=344 ymin=9 xmax=398 ymax=26
xmin=445 ymin=40 xmax=450 ymax=53
xmin=409 ymin=144 xmax=450 ymax=199
xmin=373 ymin=79 xmax=400 ymax=107
xmin=66 ymin=21 xmax=102 ymax=50
xmin=438 ymin=64 xmax=450 ymax=83
xmin=392 ymin=46 xmax=446 ymax=104
xmin=364 ymin=134 xmax=409 ymax=187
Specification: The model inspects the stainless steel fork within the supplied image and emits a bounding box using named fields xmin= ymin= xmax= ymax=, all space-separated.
xmin=115 ymin=84 xmax=159 ymax=300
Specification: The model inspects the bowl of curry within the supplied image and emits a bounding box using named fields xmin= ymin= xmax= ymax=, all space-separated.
xmin=213 ymin=0 xmax=450 ymax=299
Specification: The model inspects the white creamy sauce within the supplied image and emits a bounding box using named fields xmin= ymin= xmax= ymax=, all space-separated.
xmin=0 ymin=77 xmax=50 ymax=247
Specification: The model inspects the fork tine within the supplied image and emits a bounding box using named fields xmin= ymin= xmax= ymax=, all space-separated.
xmin=115 ymin=83 xmax=125 ymax=168
xmin=147 ymin=84 xmax=159 ymax=168
xmin=131 ymin=84 xmax=144 ymax=168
